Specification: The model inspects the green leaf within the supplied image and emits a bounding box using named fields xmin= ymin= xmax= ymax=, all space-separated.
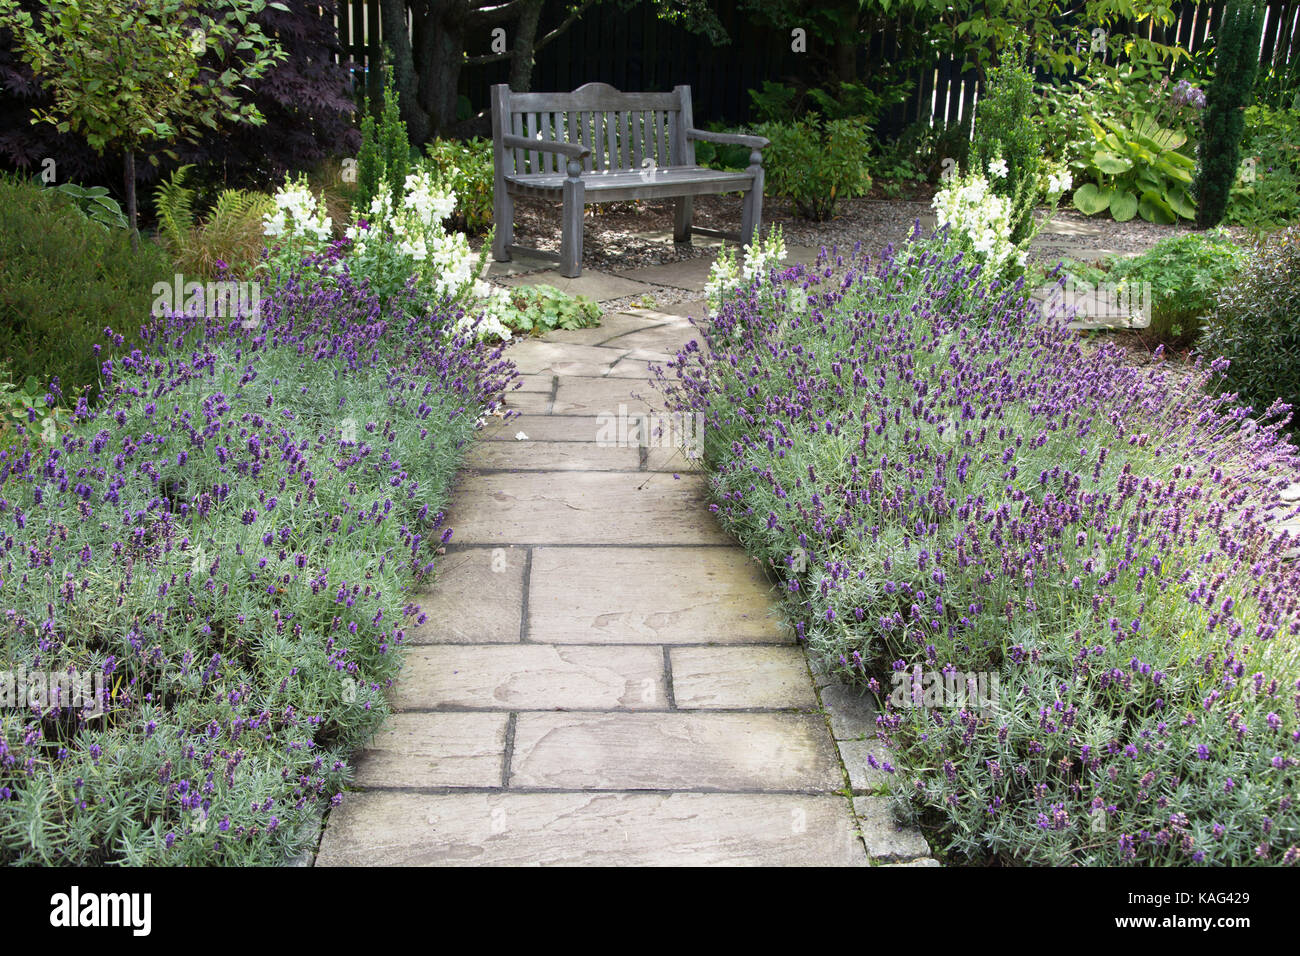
xmin=1110 ymin=189 xmax=1139 ymax=222
xmin=1072 ymin=182 xmax=1111 ymax=215
xmin=1138 ymin=190 xmax=1177 ymax=225
xmin=1166 ymin=187 xmax=1196 ymax=220
xmin=1092 ymin=151 xmax=1132 ymax=175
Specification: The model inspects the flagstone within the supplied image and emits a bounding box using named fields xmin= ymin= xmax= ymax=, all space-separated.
xmin=551 ymin=377 xmax=664 ymax=415
xmin=444 ymin=471 xmax=731 ymax=545
xmin=392 ymin=645 xmax=666 ymax=711
xmin=462 ymin=441 xmax=638 ymax=472
xmin=508 ymin=712 xmax=842 ymax=790
xmin=669 ymin=646 xmax=816 ymax=709
xmin=352 ymin=712 xmax=507 ymax=789
xmin=478 ymin=414 xmax=603 ymax=442
xmin=600 ymin=322 xmax=702 ymax=357
xmin=504 ymin=340 xmax=626 ymax=376
xmin=407 ymin=546 xmax=525 ymax=645
xmin=315 ymin=791 xmax=867 ymax=866
xmin=527 ymin=546 xmax=787 ymax=643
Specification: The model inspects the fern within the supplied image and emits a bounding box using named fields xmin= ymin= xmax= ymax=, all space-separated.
xmin=152 ymin=166 xmax=273 ymax=279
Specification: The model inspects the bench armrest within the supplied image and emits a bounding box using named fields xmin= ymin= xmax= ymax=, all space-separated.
xmin=501 ymin=134 xmax=592 ymax=161
xmin=685 ymin=128 xmax=770 ymax=150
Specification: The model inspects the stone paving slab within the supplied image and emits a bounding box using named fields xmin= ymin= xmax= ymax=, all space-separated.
xmin=406 ymin=547 xmax=525 ymax=645
xmin=485 ymin=250 xmax=556 ymax=276
xmin=527 ymin=546 xmax=788 ymax=643
xmin=500 ymin=270 xmax=656 ymax=302
xmin=352 ymin=712 xmax=508 ymax=789
xmin=315 ymin=791 xmax=867 ymax=866
xmin=479 ymin=414 xmax=602 ymax=442
xmin=445 ymin=472 xmax=732 ymax=545
xmin=820 ymin=683 xmax=879 ymax=741
xmin=540 ymin=311 xmax=671 ymax=347
xmin=463 ymin=440 xmax=639 ymax=472
xmin=512 ymin=374 xmax=555 ymax=392
xmin=614 ymin=258 xmax=714 ymax=291
xmin=501 ymin=390 xmax=553 ymax=415
xmin=606 ymin=357 xmax=658 ymax=379
xmin=851 ymin=796 xmax=932 ymax=862
xmin=600 ymin=323 xmax=701 ymax=358
xmin=392 ymin=645 xmax=666 ymax=711
xmin=552 ymin=376 xmax=663 ymax=415
xmin=838 ymin=736 xmax=892 ymax=794
xmin=509 ymin=712 xmax=843 ymax=791
xmin=504 ymin=340 xmax=626 ymax=376
xmin=669 ymin=646 xmax=817 ymax=709
xmin=644 ymin=445 xmax=703 ymax=472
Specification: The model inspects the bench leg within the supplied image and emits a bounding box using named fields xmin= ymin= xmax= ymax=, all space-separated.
xmin=673 ymin=196 xmax=693 ymax=242
xmin=741 ymin=179 xmax=764 ymax=247
xmin=560 ymin=173 xmax=585 ymax=278
xmin=493 ymin=190 xmax=514 ymax=262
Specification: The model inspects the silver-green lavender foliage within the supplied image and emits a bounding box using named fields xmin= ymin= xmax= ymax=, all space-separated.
xmin=0 ymin=259 xmax=516 ymax=864
xmin=654 ymin=231 xmax=1300 ymax=865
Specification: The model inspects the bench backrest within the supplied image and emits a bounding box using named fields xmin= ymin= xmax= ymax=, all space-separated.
xmin=491 ymin=82 xmax=696 ymax=176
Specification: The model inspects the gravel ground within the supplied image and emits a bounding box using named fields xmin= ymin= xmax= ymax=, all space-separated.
xmin=484 ymin=192 xmax=1251 ymax=275
xmin=477 ymin=192 xmax=1253 ymax=348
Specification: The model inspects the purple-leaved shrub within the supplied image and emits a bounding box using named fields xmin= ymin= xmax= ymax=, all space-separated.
xmin=0 ymin=257 xmax=517 ymax=864
xmin=653 ymin=227 xmax=1300 ymax=865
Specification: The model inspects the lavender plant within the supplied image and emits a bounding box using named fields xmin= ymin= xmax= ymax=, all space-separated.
xmin=652 ymin=229 xmax=1300 ymax=866
xmin=0 ymin=259 xmax=517 ymax=864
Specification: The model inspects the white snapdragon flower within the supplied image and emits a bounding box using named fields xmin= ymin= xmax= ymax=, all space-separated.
xmin=988 ymin=158 xmax=1009 ymax=179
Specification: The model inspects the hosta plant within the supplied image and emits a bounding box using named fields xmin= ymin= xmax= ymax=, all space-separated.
xmin=1071 ymin=112 xmax=1197 ymax=223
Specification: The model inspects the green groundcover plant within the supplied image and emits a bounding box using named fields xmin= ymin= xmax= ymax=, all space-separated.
xmin=653 ymin=229 xmax=1300 ymax=865
xmin=1069 ymin=231 xmax=1248 ymax=348
xmin=0 ymin=255 xmax=518 ymax=864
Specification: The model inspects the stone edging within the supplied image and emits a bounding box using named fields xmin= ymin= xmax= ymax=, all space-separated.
xmin=805 ymin=653 xmax=940 ymax=867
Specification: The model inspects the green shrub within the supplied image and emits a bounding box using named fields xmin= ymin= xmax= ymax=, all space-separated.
xmin=0 ymin=176 xmax=173 ymax=399
xmin=971 ymin=54 xmax=1044 ymax=243
xmin=1199 ymin=224 xmax=1300 ymax=421
xmin=423 ymin=137 xmax=494 ymax=234
xmin=748 ymin=78 xmax=910 ymax=127
xmin=1226 ymin=105 xmax=1300 ymax=230
xmin=753 ymin=116 xmax=873 ymax=221
xmin=1076 ymin=231 xmax=1248 ymax=347
xmin=1196 ymin=0 xmax=1267 ymax=227
xmin=356 ymin=70 xmax=412 ymax=214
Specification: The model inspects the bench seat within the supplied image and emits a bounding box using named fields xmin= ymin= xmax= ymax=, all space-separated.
xmin=490 ymin=82 xmax=768 ymax=277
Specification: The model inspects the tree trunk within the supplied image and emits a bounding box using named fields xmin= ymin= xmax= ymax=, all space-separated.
xmin=509 ymin=0 xmax=544 ymax=92
xmin=123 ymin=147 xmax=138 ymax=249
xmin=381 ymin=0 xmax=433 ymax=143
xmin=832 ymin=9 xmax=859 ymax=84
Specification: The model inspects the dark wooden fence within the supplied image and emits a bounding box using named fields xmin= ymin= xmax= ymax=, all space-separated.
xmin=333 ymin=0 xmax=1300 ymax=136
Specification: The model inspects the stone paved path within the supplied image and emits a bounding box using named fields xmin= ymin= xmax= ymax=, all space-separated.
xmin=314 ymin=256 xmax=937 ymax=866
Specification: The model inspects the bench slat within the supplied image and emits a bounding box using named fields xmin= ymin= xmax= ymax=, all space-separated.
xmin=511 ymin=111 xmax=526 ymax=174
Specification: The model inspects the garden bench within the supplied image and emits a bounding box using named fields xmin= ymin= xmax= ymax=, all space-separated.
xmin=490 ymin=82 xmax=770 ymax=277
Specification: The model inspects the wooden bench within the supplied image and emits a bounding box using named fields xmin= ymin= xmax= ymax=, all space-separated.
xmin=490 ymin=82 xmax=770 ymax=277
